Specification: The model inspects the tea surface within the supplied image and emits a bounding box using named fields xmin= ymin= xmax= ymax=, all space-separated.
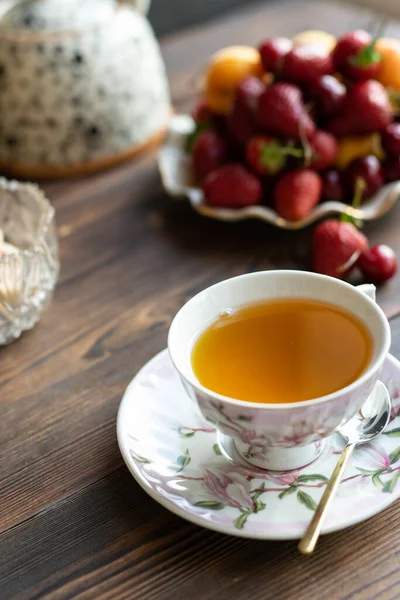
xmin=191 ymin=298 xmax=372 ymax=404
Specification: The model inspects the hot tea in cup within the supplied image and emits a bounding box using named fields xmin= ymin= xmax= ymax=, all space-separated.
xmin=191 ymin=298 xmax=373 ymax=404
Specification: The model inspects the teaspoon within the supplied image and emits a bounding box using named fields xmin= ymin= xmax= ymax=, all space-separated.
xmin=298 ymin=380 xmax=391 ymax=555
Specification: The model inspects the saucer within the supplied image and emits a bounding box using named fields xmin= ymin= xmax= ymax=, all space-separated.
xmin=117 ymin=349 xmax=400 ymax=540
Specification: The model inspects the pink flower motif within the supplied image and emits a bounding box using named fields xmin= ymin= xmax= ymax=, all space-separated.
xmin=354 ymin=442 xmax=391 ymax=471
xmin=238 ymin=429 xmax=272 ymax=458
xmin=336 ymin=474 xmax=372 ymax=498
xmin=388 ymin=380 xmax=400 ymax=421
xmin=240 ymin=429 xmax=269 ymax=446
xmin=203 ymin=467 xmax=254 ymax=509
xmin=265 ymin=470 xmax=300 ymax=486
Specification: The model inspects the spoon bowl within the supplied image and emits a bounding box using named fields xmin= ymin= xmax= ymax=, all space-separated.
xmin=340 ymin=380 xmax=391 ymax=446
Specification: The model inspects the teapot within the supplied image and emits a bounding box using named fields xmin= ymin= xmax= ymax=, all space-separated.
xmin=0 ymin=0 xmax=170 ymax=177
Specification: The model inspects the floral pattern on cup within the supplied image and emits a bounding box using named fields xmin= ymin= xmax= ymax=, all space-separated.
xmin=195 ymin=394 xmax=353 ymax=456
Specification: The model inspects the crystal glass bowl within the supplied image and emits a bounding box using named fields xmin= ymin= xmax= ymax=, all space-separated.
xmin=0 ymin=178 xmax=59 ymax=344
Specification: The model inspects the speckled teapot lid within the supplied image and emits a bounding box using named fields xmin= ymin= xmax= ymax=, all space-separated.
xmin=0 ymin=0 xmax=116 ymax=32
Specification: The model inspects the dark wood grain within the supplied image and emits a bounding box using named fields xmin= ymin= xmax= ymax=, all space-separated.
xmin=1 ymin=1 xmax=400 ymax=599
xmin=2 ymin=452 xmax=400 ymax=600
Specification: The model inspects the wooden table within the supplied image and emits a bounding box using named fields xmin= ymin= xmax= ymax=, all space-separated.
xmin=2 ymin=1 xmax=400 ymax=598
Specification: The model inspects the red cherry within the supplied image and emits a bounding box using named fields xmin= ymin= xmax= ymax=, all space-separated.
xmin=381 ymin=123 xmax=400 ymax=156
xmin=358 ymin=245 xmax=398 ymax=284
xmin=235 ymin=76 xmax=266 ymax=112
xmin=345 ymin=155 xmax=384 ymax=200
xmin=308 ymin=75 xmax=346 ymax=117
xmin=227 ymin=77 xmax=265 ymax=148
xmin=191 ymin=130 xmax=227 ymax=180
xmin=322 ymin=169 xmax=343 ymax=201
xmin=383 ymin=156 xmax=400 ymax=183
xmin=258 ymin=37 xmax=292 ymax=73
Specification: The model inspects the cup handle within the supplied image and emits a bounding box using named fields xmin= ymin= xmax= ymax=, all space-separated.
xmin=356 ymin=284 xmax=376 ymax=302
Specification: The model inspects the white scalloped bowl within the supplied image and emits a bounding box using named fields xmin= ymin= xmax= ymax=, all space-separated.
xmin=158 ymin=115 xmax=400 ymax=231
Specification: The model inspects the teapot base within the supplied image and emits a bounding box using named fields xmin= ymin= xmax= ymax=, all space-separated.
xmin=0 ymin=121 xmax=168 ymax=180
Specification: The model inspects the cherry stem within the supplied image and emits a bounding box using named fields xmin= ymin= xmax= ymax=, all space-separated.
xmin=340 ymin=178 xmax=365 ymax=228
xmin=283 ymin=147 xmax=304 ymax=158
xmin=371 ymin=19 xmax=388 ymax=46
xmin=353 ymin=177 xmax=366 ymax=209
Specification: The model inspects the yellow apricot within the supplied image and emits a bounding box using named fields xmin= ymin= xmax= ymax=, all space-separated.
xmin=336 ymin=134 xmax=384 ymax=170
xmin=376 ymin=38 xmax=400 ymax=90
xmin=205 ymin=46 xmax=263 ymax=115
xmin=293 ymin=30 xmax=336 ymax=51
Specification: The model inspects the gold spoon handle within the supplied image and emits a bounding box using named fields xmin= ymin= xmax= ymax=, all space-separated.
xmin=298 ymin=442 xmax=355 ymax=555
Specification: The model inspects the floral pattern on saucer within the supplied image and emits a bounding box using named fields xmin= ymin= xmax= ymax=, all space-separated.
xmin=117 ymin=349 xmax=400 ymax=540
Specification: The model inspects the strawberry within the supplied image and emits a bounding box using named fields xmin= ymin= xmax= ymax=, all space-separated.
xmin=258 ymin=37 xmax=292 ymax=73
xmin=309 ymin=130 xmax=338 ymax=170
xmin=281 ymin=43 xmax=334 ymax=83
xmin=312 ymin=219 xmax=368 ymax=278
xmin=192 ymin=130 xmax=227 ymax=180
xmin=202 ymin=164 xmax=262 ymax=208
xmin=328 ymin=80 xmax=392 ymax=137
xmin=332 ymin=30 xmax=382 ymax=81
xmin=274 ymin=169 xmax=322 ymax=221
xmin=257 ymin=82 xmax=316 ymax=140
xmin=246 ymin=135 xmax=303 ymax=175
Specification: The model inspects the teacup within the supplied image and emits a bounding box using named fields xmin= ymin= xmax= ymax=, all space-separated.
xmin=168 ymin=271 xmax=391 ymax=471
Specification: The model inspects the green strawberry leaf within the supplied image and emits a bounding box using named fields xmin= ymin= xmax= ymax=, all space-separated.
xmin=382 ymin=471 xmax=400 ymax=493
xmin=297 ymin=490 xmax=317 ymax=511
xmin=297 ymin=474 xmax=329 ymax=483
xmin=384 ymin=428 xmax=400 ymax=437
xmin=194 ymin=501 xmax=225 ymax=510
xmin=176 ymin=448 xmax=191 ymax=472
xmin=349 ymin=45 xmax=382 ymax=68
xmin=349 ymin=19 xmax=386 ymax=69
xmin=389 ymin=446 xmax=400 ymax=465
xmin=279 ymin=485 xmax=297 ymax=499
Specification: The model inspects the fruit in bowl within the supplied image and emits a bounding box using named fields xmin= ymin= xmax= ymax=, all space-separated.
xmin=182 ymin=28 xmax=400 ymax=283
